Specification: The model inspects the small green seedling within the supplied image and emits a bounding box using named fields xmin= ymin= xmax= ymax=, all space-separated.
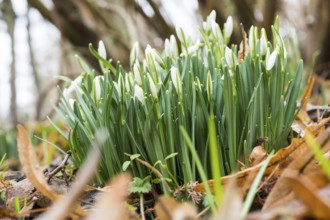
xmin=130 ymin=176 xmax=152 ymax=220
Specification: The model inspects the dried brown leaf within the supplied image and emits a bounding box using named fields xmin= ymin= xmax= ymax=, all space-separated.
xmin=284 ymin=170 xmax=330 ymax=219
xmin=301 ymin=74 xmax=315 ymax=111
xmin=212 ymin=179 xmax=243 ymax=220
xmin=238 ymin=24 xmax=249 ymax=61
xmin=0 ymin=206 xmax=16 ymax=218
xmin=249 ymin=146 xmax=268 ymax=166
xmin=87 ymin=173 xmax=138 ymax=220
xmin=194 ymin=117 xmax=330 ymax=194
xmin=17 ymin=125 xmax=59 ymax=201
xmin=263 ymin=127 xmax=330 ymax=209
xmin=155 ymin=195 xmax=198 ymax=220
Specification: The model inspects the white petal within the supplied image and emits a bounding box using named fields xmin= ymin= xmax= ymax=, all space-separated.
xmin=225 ymin=47 xmax=234 ymax=68
xmin=266 ymin=51 xmax=278 ymax=71
xmin=224 ymin=16 xmax=233 ymax=39
xmin=133 ymin=62 xmax=142 ymax=85
xmin=148 ymin=75 xmax=157 ymax=98
xmin=69 ymin=98 xmax=75 ymax=110
xmin=134 ymin=85 xmax=145 ymax=105
xmin=170 ymin=67 xmax=182 ymax=95
xmin=130 ymin=42 xmax=139 ymax=66
xmin=67 ymin=76 xmax=83 ymax=94
xmin=260 ymin=28 xmax=267 ymax=56
xmin=93 ymin=76 xmax=103 ymax=101
xmin=98 ymin=41 xmax=106 ymax=59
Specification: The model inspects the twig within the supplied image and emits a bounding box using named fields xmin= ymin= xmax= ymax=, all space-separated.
xmin=47 ymin=151 xmax=71 ymax=186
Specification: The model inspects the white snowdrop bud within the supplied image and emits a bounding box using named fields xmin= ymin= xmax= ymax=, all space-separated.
xmin=145 ymin=45 xmax=163 ymax=65
xmin=67 ymin=75 xmax=83 ymax=94
xmin=248 ymin=26 xmax=256 ymax=51
xmin=224 ymin=16 xmax=233 ymax=39
xmin=266 ymin=50 xmax=278 ymax=71
xmin=69 ymin=98 xmax=75 ymax=109
xmin=130 ymin=42 xmax=139 ymax=67
xmin=187 ymin=40 xmax=201 ymax=55
xmin=176 ymin=26 xmax=185 ymax=42
xmin=134 ymin=85 xmax=145 ymax=105
xmin=93 ymin=76 xmax=103 ymax=101
xmin=170 ymin=67 xmax=182 ymax=95
xmin=133 ymin=62 xmax=142 ymax=85
xmin=225 ymin=47 xmax=234 ymax=68
xmin=260 ymin=28 xmax=267 ymax=56
xmin=165 ymin=35 xmax=178 ymax=57
xmin=204 ymin=10 xmax=216 ymax=31
xmin=147 ymin=74 xmax=157 ymax=99
xmin=98 ymin=41 xmax=106 ymax=59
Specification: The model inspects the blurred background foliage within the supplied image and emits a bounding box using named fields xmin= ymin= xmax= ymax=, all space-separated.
xmin=0 ymin=0 xmax=330 ymax=159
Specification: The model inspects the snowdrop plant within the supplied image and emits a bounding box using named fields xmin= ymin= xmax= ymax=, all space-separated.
xmin=54 ymin=12 xmax=303 ymax=187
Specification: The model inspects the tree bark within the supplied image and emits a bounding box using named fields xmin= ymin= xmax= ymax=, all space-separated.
xmin=2 ymin=0 xmax=18 ymax=126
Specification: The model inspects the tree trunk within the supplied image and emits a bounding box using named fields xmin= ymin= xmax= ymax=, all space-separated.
xmin=2 ymin=0 xmax=18 ymax=126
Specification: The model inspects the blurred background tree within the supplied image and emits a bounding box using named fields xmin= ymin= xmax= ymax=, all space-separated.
xmin=0 ymin=0 xmax=329 ymax=128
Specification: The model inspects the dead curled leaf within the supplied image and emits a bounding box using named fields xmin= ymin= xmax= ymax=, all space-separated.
xmin=193 ymin=117 xmax=330 ymax=194
xmin=17 ymin=125 xmax=59 ymax=202
xmin=263 ymin=127 xmax=330 ymax=209
xmin=155 ymin=196 xmax=198 ymax=220
xmin=283 ymin=170 xmax=330 ymax=219
xmin=211 ymin=179 xmax=243 ymax=220
xmin=87 ymin=173 xmax=139 ymax=220
xmin=238 ymin=24 xmax=249 ymax=61
xmin=249 ymin=146 xmax=268 ymax=166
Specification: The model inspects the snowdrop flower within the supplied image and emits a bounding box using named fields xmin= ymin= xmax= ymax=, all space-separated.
xmin=130 ymin=42 xmax=139 ymax=66
xmin=67 ymin=75 xmax=83 ymax=94
xmin=211 ymin=20 xmax=223 ymax=43
xmin=147 ymin=74 xmax=157 ymax=99
xmin=134 ymin=85 xmax=145 ymax=105
xmin=118 ymin=75 xmax=124 ymax=97
xmin=187 ymin=40 xmax=201 ymax=55
xmin=266 ymin=50 xmax=278 ymax=71
xmin=69 ymin=98 xmax=76 ymax=110
xmin=225 ymin=47 xmax=234 ymax=68
xmin=93 ymin=76 xmax=103 ymax=101
xmin=224 ymin=16 xmax=233 ymax=39
xmin=62 ymin=88 xmax=69 ymax=100
xmin=170 ymin=67 xmax=182 ymax=95
xmin=206 ymin=71 xmax=213 ymax=101
xmin=145 ymin=45 xmax=163 ymax=64
xmin=176 ymin=26 xmax=185 ymax=42
xmin=98 ymin=41 xmax=106 ymax=59
xmin=260 ymin=28 xmax=267 ymax=56
xmin=133 ymin=62 xmax=142 ymax=85
xmin=164 ymin=35 xmax=178 ymax=57
xmin=203 ymin=10 xmax=216 ymax=31
xmin=125 ymin=74 xmax=132 ymax=92
xmin=248 ymin=26 xmax=256 ymax=51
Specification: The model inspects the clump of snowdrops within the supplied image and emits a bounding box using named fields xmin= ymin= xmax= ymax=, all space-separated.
xmin=53 ymin=11 xmax=303 ymax=188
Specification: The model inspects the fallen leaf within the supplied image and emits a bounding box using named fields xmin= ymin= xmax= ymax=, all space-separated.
xmin=263 ymin=127 xmax=330 ymax=209
xmin=36 ymin=129 xmax=108 ymax=220
xmin=155 ymin=195 xmax=198 ymax=220
xmin=212 ymin=179 xmax=243 ymax=220
xmin=194 ymin=117 xmax=330 ymax=194
xmin=87 ymin=173 xmax=139 ymax=220
xmin=283 ymin=170 xmax=330 ymax=219
xmin=238 ymin=24 xmax=249 ymax=61
xmin=300 ymin=74 xmax=315 ymax=111
xmin=249 ymin=146 xmax=268 ymax=166
xmin=17 ymin=125 xmax=59 ymax=201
